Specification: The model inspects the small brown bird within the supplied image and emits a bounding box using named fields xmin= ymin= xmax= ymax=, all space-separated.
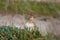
xmin=24 ymin=16 xmax=35 ymax=31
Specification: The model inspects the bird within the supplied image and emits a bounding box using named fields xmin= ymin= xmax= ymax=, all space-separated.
xmin=24 ymin=16 xmax=35 ymax=31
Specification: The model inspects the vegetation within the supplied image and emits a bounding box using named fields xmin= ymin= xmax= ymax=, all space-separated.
xmin=0 ymin=0 xmax=60 ymax=17
xmin=0 ymin=0 xmax=60 ymax=40
xmin=0 ymin=26 xmax=60 ymax=40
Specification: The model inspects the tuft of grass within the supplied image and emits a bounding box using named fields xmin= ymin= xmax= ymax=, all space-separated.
xmin=0 ymin=26 xmax=60 ymax=40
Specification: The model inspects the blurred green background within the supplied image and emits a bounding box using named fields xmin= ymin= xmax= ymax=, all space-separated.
xmin=0 ymin=0 xmax=60 ymax=17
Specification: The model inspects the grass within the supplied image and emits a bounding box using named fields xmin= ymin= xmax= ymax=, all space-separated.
xmin=0 ymin=26 xmax=60 ymax=40
xmin=0 ymin=0 xmax=60 ymax=17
